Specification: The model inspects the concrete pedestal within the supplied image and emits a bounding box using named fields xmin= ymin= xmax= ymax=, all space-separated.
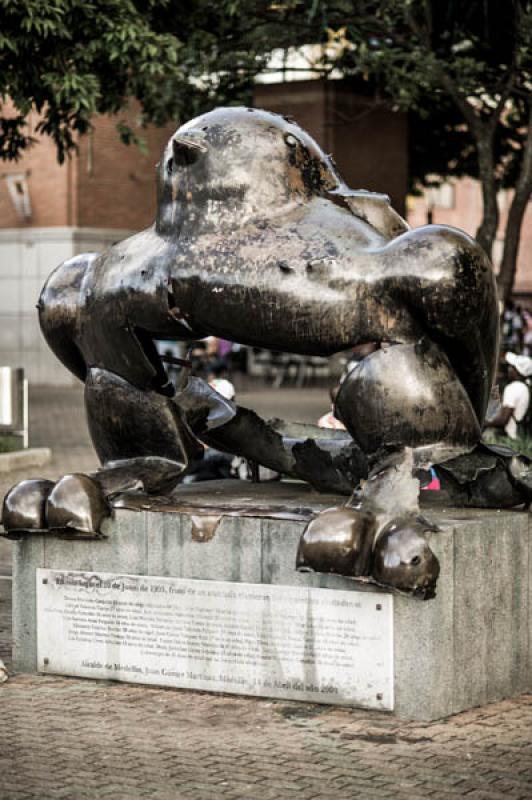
xmin=10 ymin=480 xmax=532 ymax=720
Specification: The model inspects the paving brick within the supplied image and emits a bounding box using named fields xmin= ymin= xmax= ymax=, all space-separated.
xmin=2 ymin=387 xmax=532 ymax=799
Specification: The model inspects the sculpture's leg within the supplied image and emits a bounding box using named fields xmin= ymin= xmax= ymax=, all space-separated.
xmin=84 ymin=368 xmax=202 ymax=470
xmin=176 ymin=376 xmax=369 ymax=493
xmin=335 ymin=338 xmax=481 ymax=462
xmin=2 ymin=368 xmax=203 ymax=535
xmin=297 ymin=340 xmax=475 ymax=599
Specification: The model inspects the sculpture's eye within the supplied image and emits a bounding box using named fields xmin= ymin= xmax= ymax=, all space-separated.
xmin=167 ymin=158 xmax=174 ymax=175
xmin=284 ymin=133 xmax=298 ymax=148
xmin=410 ymin=555 xmax=421 ymax=566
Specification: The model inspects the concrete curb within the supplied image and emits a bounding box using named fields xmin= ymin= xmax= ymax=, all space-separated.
xmin=0 ymin=448 xmax=52 ymax=474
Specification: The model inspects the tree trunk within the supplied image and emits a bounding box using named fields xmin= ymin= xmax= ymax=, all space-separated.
xmin=497 ymin=105 xmax=532 ymax=302
xmin=498 ymin=191 xmax=531 ymax=302
xmin=434 ymin=73 xmax=502 ymax=261
xmin=474 ymin=138 xmax=499 ymax=259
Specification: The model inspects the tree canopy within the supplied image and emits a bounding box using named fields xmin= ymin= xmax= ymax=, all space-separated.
xmin=0 ymin=0 xmax=266 ymax=162
xmin=1 ymin=0 xmax=531 ymax=296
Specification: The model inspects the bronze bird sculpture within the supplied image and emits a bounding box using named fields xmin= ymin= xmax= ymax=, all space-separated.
xmin=2 ymin=107 xmax=507 ymax=599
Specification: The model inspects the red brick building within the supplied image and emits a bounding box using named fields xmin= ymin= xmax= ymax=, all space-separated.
xmin=0 ymin=104 xmax=175 ymax=383
xmin=0 ymin=103 xmax=175 ymax=232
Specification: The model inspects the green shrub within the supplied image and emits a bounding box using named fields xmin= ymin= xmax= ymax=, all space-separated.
xmin=0 ymin=436 xmax=22 ymax=454
xmin=486 ymin=435 xmax=532 ymax=460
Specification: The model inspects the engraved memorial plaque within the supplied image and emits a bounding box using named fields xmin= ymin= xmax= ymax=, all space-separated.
xmin=37 ymin=569 xmax=394 ymax=709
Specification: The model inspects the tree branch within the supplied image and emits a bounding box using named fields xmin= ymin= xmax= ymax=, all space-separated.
xmin=497 ymin=99 xmax=532 ymax=298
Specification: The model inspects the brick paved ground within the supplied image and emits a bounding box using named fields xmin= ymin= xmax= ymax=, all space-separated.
xmin=1 ymin=387 xmax=532 ymax=800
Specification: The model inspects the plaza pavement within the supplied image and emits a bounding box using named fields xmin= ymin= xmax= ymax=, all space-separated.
xmin=0 ymin=386 xmax=531 ymax=800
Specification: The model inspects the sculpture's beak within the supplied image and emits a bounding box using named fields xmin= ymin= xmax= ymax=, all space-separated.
xmin=172 ymin=137 xmax=208 ymax=167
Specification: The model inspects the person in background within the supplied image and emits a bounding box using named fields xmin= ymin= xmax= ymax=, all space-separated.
xmin=155 ymin=339 xmax=186 ymax=386
xmin=484 ymin=352 xmax=532 ymax=440
xmin=318 ymin=385 xmax=346 ymax=430
xmin=523 ymin=310 xmax=532 ymax=356
xmin=209 ymin=378 xmax=235 ymax=402
xmin=189 ymin=340 xmax=209 ymax=377
xmin=513 ymin=305 xmax=525 ymax=351
xmin=502 ymin=301 xmax=522 ymax=352
xmin=420 ymin=468 xmax=441 ymax=492
xmin=217 ymin=338 xmax=233 ymax=369
xmin=204 ymin=336 xmax=232 ymax=377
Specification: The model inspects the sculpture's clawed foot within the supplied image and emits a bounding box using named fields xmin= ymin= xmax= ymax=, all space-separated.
xmin=297 ymin=506 xmax=440 ymax=600
xmin=46 ymin=474 xmax=109 ymax=533
xmin=373 ymin=516 xmax=440 ymax=600
xmin=2 ymin=474 xmax=109 ymax=536
xmin=2 ymin=479 xmax=54 ymax=534
xmin=296 ymin=506 xmax=377 ymax=577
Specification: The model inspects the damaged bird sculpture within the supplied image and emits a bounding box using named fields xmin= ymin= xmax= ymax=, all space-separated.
xmin=2 ymin=106 xmax=523 ymax=601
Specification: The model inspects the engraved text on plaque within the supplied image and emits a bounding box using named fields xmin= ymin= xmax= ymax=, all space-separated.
xmin=37 ymin=569 xmax=394 ymax=709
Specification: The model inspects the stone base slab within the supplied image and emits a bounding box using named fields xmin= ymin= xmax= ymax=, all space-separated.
xmin=9 ymin=480 xmax=532 ymax=721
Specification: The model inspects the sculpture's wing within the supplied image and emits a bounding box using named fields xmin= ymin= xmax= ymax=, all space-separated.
xmin=327 ymin=187 xmax=409 ymax=239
